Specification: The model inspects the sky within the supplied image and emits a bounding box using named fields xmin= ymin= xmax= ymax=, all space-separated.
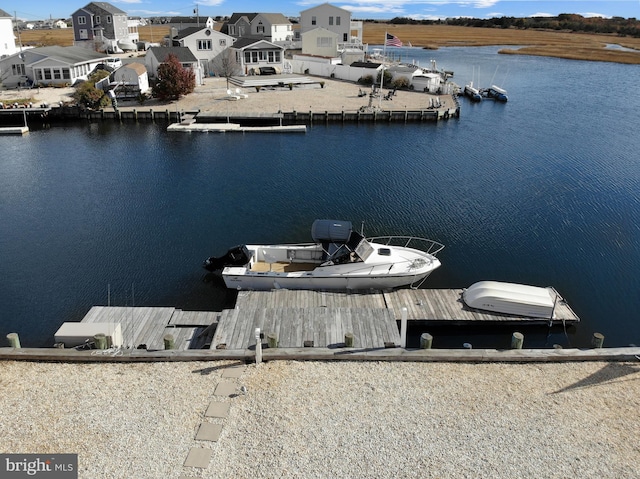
xmin=5 ymin=0 xmax=640 ymax=22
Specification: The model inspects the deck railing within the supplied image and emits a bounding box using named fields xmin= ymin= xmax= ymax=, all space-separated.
xmin=366 ymin=236 xmax=445 ymax=256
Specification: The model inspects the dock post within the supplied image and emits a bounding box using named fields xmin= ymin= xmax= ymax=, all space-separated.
xmin=6 ymin=333 xmax=21 ymax=348
xmin=267 ymin=333 xmax=278 ymax=348
xmin=511 ymin=332 xmax=524 ymax=349
xmin=344 ymin=333 xmax=354 ymax=347
xmin=400 ymin=307 xmax=408 ymax=348
xmin=94 ymin=333 xmax=107 ymax=350
xmin=163 ymin=334 xmax=175 ymax=350
xmin=255 ymin=328 xmax=262 ymax=365
xmin=591 ymin=332 xmax=605 ymax=348
xmin=420 ymin=333 xmax=433 ymax=349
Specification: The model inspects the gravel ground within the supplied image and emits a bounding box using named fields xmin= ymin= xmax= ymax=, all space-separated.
xmin=1 ymin=359 xmax=639 ymax=479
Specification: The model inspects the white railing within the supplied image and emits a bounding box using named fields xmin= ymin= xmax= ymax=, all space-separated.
xmin=366 ymin=236 xmax=445 ymax=256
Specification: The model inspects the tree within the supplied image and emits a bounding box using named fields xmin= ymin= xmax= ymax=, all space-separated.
xmin=151 ymin=54 xmax=195 ymax=101
xmin=212 ymin=49 xmax=241 ymax=89
xmin=73 ymin=70 xmax=111 ymax=109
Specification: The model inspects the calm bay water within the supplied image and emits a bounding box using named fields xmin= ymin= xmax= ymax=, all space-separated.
xmin=1 ymin=46 xmax=639 ymax=348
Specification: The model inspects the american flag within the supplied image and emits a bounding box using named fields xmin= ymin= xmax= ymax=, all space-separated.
xmin=385 ymin=33 xmax=403 ymax=47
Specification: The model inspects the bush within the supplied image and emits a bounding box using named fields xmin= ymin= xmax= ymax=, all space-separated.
xmin=357 ymin=75 xmax=374 ymax=85
xmin=391 ymin=77 xmax=411 ymax=89
xmin=72 ymin=70 xmax=111 ymax=109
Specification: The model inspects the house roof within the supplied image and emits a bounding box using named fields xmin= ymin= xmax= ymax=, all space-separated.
xmin=255 ymin=13 xmax=291 ymax=25
xmin=172 ymin=26 xmax=221 ymax=40
xmin=231 ymin=38 xmax=283 ymax=50
xmin=27 ymin=46 xmax=107 ymax=65
xmin=119 ymin=62 xmax=147 ymax=75
xmin=84 ymin=2 xmax=127 ymax=15
xmin=147 ymin=46 xmax=198 ymax=63
xmin=300 ymin=2 xmax=350 ymax=15
xmin=0 ymin=8 xmax=12 ymax=17
xmin=226 ymin=13 xmax=259 ymax=24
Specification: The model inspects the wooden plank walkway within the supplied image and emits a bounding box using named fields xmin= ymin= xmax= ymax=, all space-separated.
xmin=235 ymin=290 xmax=387 ymax=309
xmin=81 ymin=306 xmax=218 ymax=350
xmin=384 ymin=289 xmax=580 ymax=323
xmin=210 ymin=307 xmax=399 ymax=350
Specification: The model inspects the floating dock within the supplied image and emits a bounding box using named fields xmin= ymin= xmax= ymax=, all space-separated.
xmin=0 ymin=126 xmax=29 ymax=135
xmin=167 ymin=122 xmax=306 ymax=133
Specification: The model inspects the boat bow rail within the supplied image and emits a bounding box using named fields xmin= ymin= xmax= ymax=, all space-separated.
xmin=366 ymin=236 xmax=445 ymax=256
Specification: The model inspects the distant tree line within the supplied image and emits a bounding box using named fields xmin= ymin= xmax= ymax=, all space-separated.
xmin=362 ymin=14 xmax=640 ymax=38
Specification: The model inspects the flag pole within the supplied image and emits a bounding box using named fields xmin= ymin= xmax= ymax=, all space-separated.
xmin=379 ymin=32 xmax=387 ymax=108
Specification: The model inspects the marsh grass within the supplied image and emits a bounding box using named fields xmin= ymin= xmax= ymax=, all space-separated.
xmin=17 ymin=23 xmax=640 ymax=64
xmin=364 ymin=24 xmax=640 ymax=64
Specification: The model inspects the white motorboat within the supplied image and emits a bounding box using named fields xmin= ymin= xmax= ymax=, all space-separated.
xmin=204 ymin=220 xmax=444 ymax=291
xmin=463 ymin=281 xmax=562 ymax=318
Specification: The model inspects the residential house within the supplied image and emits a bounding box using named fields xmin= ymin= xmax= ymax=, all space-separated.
xmin=172 ymin=26 xmax=235 ymax=77
xmin=150 ymin=15 xmax=215 ymax=33
xmin=71 ymin=2 xmax=138 ymax=53
xmin=301 ymin=27 xmax=339 ymax=57
xmin=230 ymin=38 xmax=284 ymax=75
xmin=0 ymin=8 xmax=17 ymax=58
xmin=299 ymin=3 xmax=363 ymax=51
xmin=0 ymin=45 xmax=109 ymax=87
xmin=110 ymin=61 xmax=149 ymax=98
xmin=221 ymin=13 xmax=292 ymax=44
xmin=145 ymin=46 xmax=202 ymax=84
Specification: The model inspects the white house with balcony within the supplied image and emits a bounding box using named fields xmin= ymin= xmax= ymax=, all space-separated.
xmin=172 ymin=26 xmax=235 ymax=77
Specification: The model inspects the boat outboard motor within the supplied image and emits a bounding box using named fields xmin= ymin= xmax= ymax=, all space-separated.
xmin=203 ymin=245 xmax=251 ymax=271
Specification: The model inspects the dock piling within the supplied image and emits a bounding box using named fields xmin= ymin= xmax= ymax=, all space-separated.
xmin=592 ymin=332 xmax=605 ymax=348
xmin=344 ymin=333 xmax=354 ymax=348
xmin=163 ymin=334 xmax=175 ymax=350
xmin=6 ymin=333 xmax=21 ymax=348
xmin=94 ymin=333 xmax=107 ymax=350
xmin=420 ymin=333 xmax=433 ymax=349
xmin=511 ymin=332 xmax=524 ymax=349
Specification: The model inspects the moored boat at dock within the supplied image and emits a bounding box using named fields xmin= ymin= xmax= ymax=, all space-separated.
xmin=204 ymin=219 xmax=444 ymax=291
xmin=464 ymin=82 xmax=482 ymax=102
xmin=483 ymin=85 xmax=509 ymax=102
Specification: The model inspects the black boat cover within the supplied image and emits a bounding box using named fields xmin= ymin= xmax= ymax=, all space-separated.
xmin=311 ymin=220 xmax=352 ymax=243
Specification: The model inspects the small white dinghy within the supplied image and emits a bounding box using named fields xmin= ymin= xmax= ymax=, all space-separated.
xmin=462 ymin=281 xmax=561 ymax=319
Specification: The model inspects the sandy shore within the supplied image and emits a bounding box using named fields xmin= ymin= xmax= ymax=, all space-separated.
xmin=0 ymin=76 xmax=453 ymax=115
xmin=1 ymin=359 xmax=639 ymax=478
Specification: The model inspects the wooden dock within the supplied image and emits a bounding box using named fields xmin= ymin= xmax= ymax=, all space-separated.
xmin=80 ymin=306 xmax=219 ymax=350
xmin=62 ymin=288 xmax=580 ymax=353
xmin=383 ymin=288 xmax=580 ymax=323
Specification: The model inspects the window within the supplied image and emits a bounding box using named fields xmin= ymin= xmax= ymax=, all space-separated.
xmin=311 ymin=16 xmax=316 ymax=25
xmin=343 ymin=33 xmax=348 ymax=41
xmin=44 ymin=69 xmax=52 ymax=80
xmin=336 ymin=16 xmax=341 ymax=25
xmin=78 ymin=16 xmax=86 ymax=25
xmin=244 ymin=51 xmax=251 ymax=63
xmin=257 ymin=25 xmax=264 ymax=33
xmin=95 ymin=15 xmax=100 ymax=24
xmin=268 ymin=51 xmax=274 ymax=62
xmin=219 ymin=39 xmax=226 ymax=46
xmin=36 ymin=70 xmax=43 ymax=80
xmin=317 ymin=37 xmax=333 ymax=48
xmin=53 ymin=69 xmax=62 ymax=80
xmin=251 ymin=51 xmax=258 ymax=62
xmin=229 ymin=25 xmax=235 ymax=35
xmin=329 ymin=16 xmax=333 ymax=25
xmin=106 ymin=16 xmax=111 ymax=23
xmin=62 ymin=69 xmax=70 ymax=80
xmin=11 ymin=63 xmax=25 ymax=76
xmin=197 ymin=39 xmax=212 ymax=50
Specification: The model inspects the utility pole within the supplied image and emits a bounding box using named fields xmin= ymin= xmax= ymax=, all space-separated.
xmin=193 ymin=3 xmax=200 ymax=26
